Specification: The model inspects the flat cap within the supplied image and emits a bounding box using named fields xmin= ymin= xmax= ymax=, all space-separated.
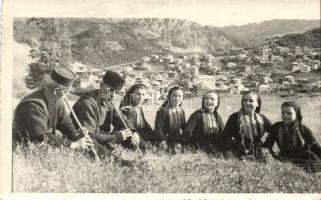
xmin=50 ymin=67 xmax=76 ymax=87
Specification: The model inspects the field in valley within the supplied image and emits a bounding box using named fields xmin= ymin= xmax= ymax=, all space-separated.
xmin=12 ymin=93 xmax=321 ymax=193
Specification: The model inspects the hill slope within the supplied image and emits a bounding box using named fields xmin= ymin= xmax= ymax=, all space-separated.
xmin=220 ymin=19 xmax=320 ymax=46
xmin=273 ymin=28 xmax=321 ymax=48
xmin=13 ymin=18 xmax=245 ymax=68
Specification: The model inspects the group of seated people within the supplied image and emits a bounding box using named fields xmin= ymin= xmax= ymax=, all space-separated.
xmin=12 ymin=68 xmax=321 ymax=167
xmin=120 ymin=84 xmax=321 ymax=163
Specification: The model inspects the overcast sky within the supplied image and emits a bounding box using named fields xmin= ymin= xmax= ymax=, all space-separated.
xmin=10 ymin=0 xmax=321 ymax=27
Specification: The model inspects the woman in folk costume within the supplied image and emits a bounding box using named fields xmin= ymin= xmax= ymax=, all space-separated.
xmin=264 ymin=101 xmax=321 ymax=162
xmin=154 ymin=86 xmax=186 ymax=152
xmin=119 ymin=84 xmax=159 ymax=146
xmin=222 ymin=91 xmax=272 ymax=160
xmin=184 ymin=90 xmax=225 ymax=155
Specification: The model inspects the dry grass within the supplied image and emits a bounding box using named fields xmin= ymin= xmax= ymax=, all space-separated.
xmin=13 ymin=144 xmax=321 ymax=193
xmin=12 ymin=94 xmax=321 ymax=193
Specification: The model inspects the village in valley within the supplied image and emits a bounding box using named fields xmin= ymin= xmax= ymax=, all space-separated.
xmin=70 ymin=43 xmax=321 ymax=104
xmin=8 ymin=0 xmax=321 ymax=191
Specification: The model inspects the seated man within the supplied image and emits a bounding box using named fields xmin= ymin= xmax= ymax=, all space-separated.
xmin=12 ymin=67 xmax=93 ymax=151
xmin=72 ymin=70 xmax=144 ymax=152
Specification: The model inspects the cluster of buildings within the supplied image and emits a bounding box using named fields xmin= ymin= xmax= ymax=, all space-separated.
xmin=70 ymin=44 xmax=321 ymax=103
xmin=70 ymin=62 xmax=104 ymax=94
xmin=120 ymin=53 xmax=221 ymax=101
xmin=216 ymin=45 xmax=321 ymax=95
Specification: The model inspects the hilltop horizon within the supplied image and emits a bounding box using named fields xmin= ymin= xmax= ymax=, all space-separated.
xmin=210 ymin=18 xmax=320 ymax=28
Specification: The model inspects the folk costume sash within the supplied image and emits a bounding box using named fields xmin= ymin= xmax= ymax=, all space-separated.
xmin=277 ymin=120 xmax=305 ymax=153
xmin=168 ymin=107 xmax=184 ymax=132
xmin=201 ymin=113 xmax=217 ymax=135
xmin=237 ymin=110 xmax=265 ymax=141
xmin=200 ymin=112 xmax=224 ymax=136
xmin=120 ymin=105 xmax=145 ymax=129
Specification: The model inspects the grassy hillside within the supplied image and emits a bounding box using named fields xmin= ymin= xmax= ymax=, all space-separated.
xmin=13 ymin=145 xmax=321 ymax=193
xmin=12 ymin=94 xmax=321 ymax=193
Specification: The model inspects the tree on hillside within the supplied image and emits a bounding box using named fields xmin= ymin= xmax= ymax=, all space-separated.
xmin=24 ymin=18 xmax=72 ymax=89
xmin=275 ymin=28 xmax=321 ymax=48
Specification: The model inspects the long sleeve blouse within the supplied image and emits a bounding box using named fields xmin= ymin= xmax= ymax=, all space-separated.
xmin=121 ymin=105 xmax=159 ymax=143
xmin=264 ymin=121 xmax=321 ymax=158
xmin=184 ymin=109 xmax=224 ymax=144
xmin=154 ymin=107 xmax=186 ymax=143
xmin=222 ymin=111 xmax=272 ymax=156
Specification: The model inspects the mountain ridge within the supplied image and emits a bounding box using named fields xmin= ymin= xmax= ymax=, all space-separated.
xmin=273 ymin=27 xmax=321 ymax=48
xmin=13 ymin=18 xmax=320 ymax=68
xmin=14 ymin=18 xmax=244 ymax=67
xmin=219 ymin=19 xmax=320 ymax=45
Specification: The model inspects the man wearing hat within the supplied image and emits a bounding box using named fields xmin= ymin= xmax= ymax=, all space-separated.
xmin=72 ymin=70 xmax=143 ymax=151
xmin=13 ymin=68 xmax=94 ymax=151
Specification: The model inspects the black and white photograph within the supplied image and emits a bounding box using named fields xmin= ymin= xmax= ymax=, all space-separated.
xmin=1 ymin=0 xmax=321 ymax=197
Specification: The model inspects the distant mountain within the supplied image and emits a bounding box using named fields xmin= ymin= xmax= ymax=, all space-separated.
xmin=274 ymin=28 xmax=321 ymax=48
xmin=219 ymin=19 xmax=320 ymax=46
xmin=14 ymin=18 xmax=244 ymax=67
xmin=14 ymin=18 xmax=320 ymax=67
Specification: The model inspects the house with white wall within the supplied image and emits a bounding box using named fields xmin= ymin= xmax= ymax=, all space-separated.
xmin=300 ymin=64 xmax=311 ymax=73
xmin=142 ymin=56 xmax=151 ymax=62
xmin=72 ymin=62 xmax=90 ymax=77
xmin=226 ymin=62 xmax=237 ymax=69
xmin=258 ymin=83 xmax=272 ymax=93
xmin=311 ymin=60 xmax=320 ymax=70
